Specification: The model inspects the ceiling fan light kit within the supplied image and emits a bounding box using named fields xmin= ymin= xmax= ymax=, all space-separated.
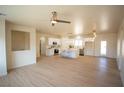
xmin=51 ymin=20 xmax=57 ymax=24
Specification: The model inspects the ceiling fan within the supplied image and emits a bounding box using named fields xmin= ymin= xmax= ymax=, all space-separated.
xmin=51 ymin=11 xmax=71 ymax=26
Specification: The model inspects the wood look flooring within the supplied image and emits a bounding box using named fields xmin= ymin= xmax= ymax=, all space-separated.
xmin=0 ymin=56 xmax=122 ymax=87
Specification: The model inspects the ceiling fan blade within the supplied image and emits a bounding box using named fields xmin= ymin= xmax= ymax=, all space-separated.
xmin=56 ymin=20 xmax=71 ymax=24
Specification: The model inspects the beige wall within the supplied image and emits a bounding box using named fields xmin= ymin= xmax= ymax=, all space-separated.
xmin=69 ymin=32 xmax=117 ymax=58
xmin=84 ymin=32 xmax=117 ymax=58
xmin=6 ymin=22 xmax=36 ymax=69
xmin=36 ymin=31 xmax=60 ymax=57
xmin=117 ymin=19 xmax=124 ymax=86
xmin=0 ymin=16 xmax=7 ymax=76
xmin=94 ymin=32 xmax=117 ymax=58
xmin=84 ymin=42 xmax=94 ymax=56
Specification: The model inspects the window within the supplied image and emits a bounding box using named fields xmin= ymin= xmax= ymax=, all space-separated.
xmin=74 ymin=40 xmax=82 ymax=48
xmin=100 ymin=41 xmax=107 ymax=56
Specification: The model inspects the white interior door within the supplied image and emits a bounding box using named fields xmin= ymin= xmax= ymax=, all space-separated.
xmin=100 ymin=41 xmax=107 ymax=56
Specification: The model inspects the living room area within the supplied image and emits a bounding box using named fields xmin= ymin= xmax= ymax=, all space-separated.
xmin=0 ymin=5 xmax=124 ymax=87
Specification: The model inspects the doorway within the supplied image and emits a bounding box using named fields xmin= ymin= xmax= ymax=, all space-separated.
xmin=100 ymin=41 xmax=107 ymax=56
xmin=40 ymin=37 xmax=46 ymax=56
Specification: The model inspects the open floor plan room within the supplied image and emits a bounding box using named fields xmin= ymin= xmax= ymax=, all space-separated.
xmin=0 ymin=5 xmax=124 ymax=87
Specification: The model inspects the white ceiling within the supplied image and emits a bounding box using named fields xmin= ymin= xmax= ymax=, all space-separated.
xmin=0 ymin=5 xmax=124 ymax=36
